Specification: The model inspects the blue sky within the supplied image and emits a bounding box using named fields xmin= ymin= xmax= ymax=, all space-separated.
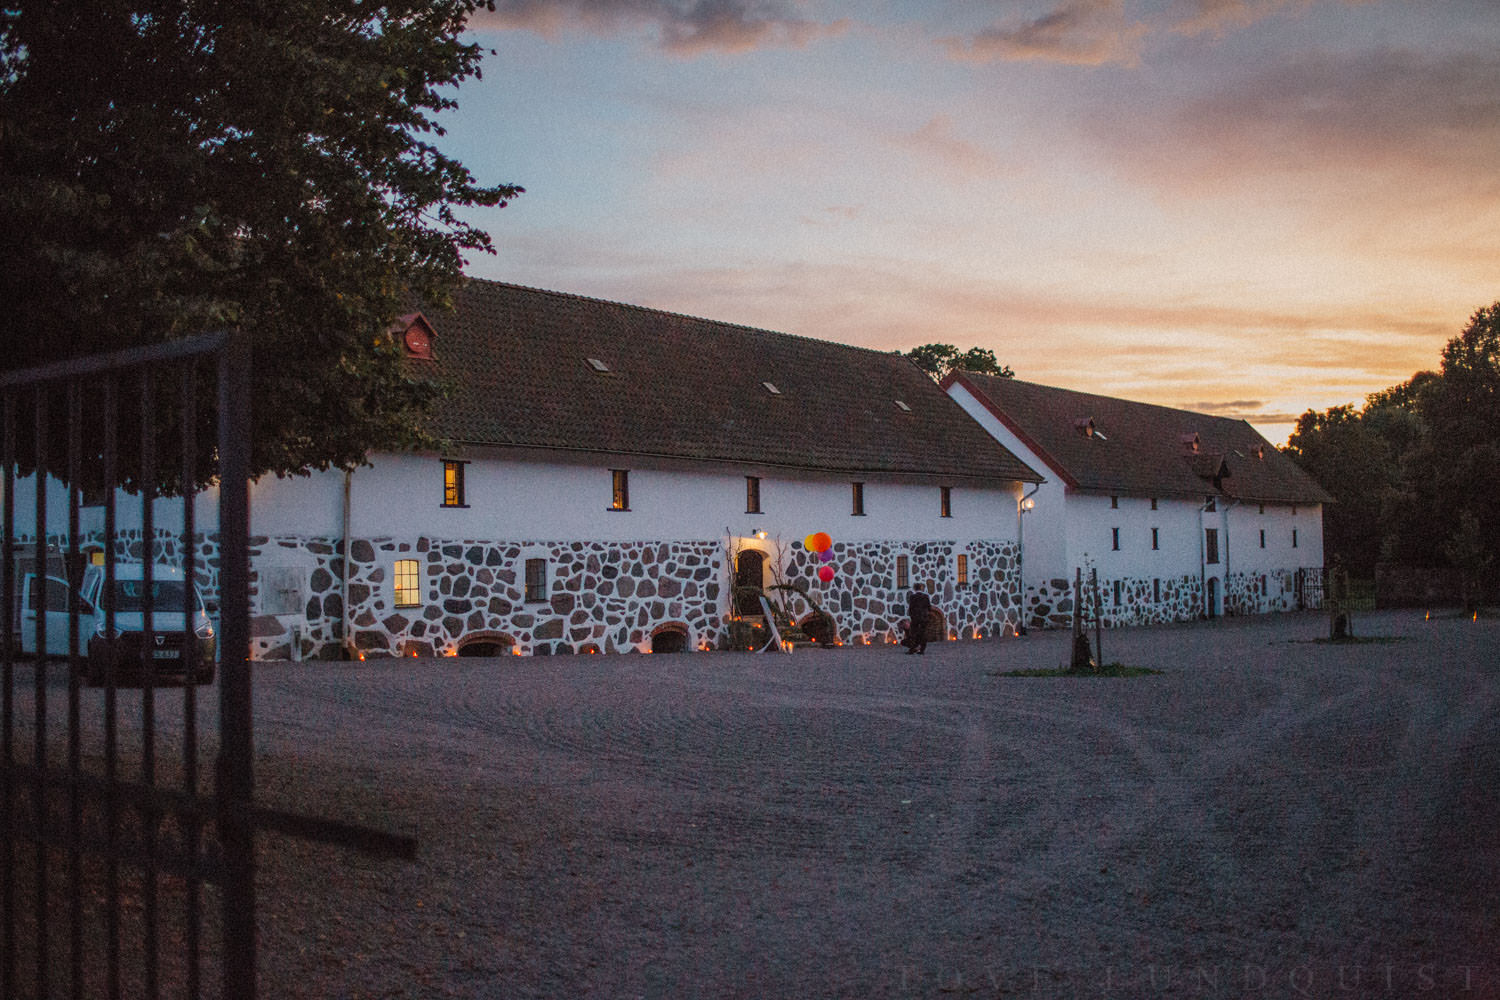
xmin=437 ymin=0 xmax=1500 ymax=443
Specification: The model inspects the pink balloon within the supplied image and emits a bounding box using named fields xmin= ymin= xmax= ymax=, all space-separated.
xmin=817 ymin=564 xmax=836 ymax=582
xmin=818 ymin=548 xmax=834 ymax=563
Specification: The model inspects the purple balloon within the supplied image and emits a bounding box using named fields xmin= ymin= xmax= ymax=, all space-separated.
xmin=818 ymin=548 xmax=834 ymax=563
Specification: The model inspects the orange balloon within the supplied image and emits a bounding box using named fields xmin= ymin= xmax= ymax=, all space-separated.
xmin=812 ymin=532 xmax=832 ymax=552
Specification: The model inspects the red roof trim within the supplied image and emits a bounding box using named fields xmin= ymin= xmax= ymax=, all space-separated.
xmin=943 ymin=372 xmax=1077 ymax=489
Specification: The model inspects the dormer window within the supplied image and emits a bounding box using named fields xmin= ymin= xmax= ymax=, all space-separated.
xmin=1181 ymin=432 xmax=1201 ymax=453
xmin=392 ymin=313 xmax=437 ymax=360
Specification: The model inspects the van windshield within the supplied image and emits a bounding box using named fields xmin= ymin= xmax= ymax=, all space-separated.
xmin=110 ymin=580 xmax=198 ymax=614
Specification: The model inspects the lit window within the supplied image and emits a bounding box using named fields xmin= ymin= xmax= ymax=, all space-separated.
xmin=940 ymin=486 xmax=952 ymax=518
xmin=956 ymin=553 xmax=968 ymax=586
xmin=895 ymin=555 xmax=909 ymax=590
xmin=610 ymin=469 xmax=629 ymax=511
xmin=851 ymin=482 xmax=865 ymax=516
xmin=393 ymin=559 xmax=421 ymax=608
xmin=525 ymin=558 xmax=548 ymax=602
xmin=442 ymin=460 xmax=466 ymax=507
xmin=746 ymin=476 xmax=762 ymax=514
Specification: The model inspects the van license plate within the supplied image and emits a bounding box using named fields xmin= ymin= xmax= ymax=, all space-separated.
xmin=152 ymin=650 xmax=180 ymax=660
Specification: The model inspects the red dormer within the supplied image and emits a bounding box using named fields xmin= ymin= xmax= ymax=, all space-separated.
xmin=390 ymin=312 xmax=437 ymax=360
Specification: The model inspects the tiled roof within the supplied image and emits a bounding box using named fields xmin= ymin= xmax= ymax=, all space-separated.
xmin=948 ymin=373 xmax=1333 ymax=504
xmin=415 ymin=279 xmax=1041 ymax=485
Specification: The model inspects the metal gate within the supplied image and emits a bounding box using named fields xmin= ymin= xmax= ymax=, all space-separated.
xmin=1 ymin=332 xmax=413 ymax=1000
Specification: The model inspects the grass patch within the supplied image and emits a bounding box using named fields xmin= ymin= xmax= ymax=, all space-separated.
xmin=992 ymin=662 xmax=1162 ymax=678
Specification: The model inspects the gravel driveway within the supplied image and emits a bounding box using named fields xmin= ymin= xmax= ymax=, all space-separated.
xmin=13 ymin=610 xmax=1500 ymax=998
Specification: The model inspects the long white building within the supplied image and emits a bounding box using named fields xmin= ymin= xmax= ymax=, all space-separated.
xmin=226 ymin=281 xmax=1041 ymax=657
xmin=944 ymin=372 xmax=1331 ymax=629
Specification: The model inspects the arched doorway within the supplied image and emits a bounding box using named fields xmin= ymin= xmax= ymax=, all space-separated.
xmin=734 ymin=549 xmax=766 ymax=616
xmin=457 ymin=632 xmax=514 ymax=657
xmin=1206 ymin=577 xmax=1220 ymax=619
xmin=651 ymin=625 xmax=688 ymax=654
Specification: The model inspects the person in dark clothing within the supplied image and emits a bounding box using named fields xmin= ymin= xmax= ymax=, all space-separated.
xmin=904 ymin=587 xmax=931 ymax=654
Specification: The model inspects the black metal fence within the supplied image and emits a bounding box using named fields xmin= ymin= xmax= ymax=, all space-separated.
xmin=1 ymin=331 xmax=255 ymax=1000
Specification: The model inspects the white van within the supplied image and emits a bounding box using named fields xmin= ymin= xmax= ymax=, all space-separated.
xmin=8 ymin=561 xmax=216 ymax=685
xmin=80 ymin=562 xmax=217 ymax=685
xmin=8 ymin=568 xmax=95 ymax=658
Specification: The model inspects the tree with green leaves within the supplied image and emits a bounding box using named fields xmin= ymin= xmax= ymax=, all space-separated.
xmin=0 ymin=0 xmax=520 ymax=486
xmin=1283 ymin=403 xmax=1394 ymax=577
xmin=902 ymin=344 xmax=1014 ymax=381
xmin=1285 ymin=301 xmax=1500 ymax=590
xmin=1411 ymin=302 xmax=1500 ymax=576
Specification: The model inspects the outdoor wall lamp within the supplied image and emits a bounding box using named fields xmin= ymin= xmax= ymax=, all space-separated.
xmin=1020 ymin=497 xmax=1036 ymax=512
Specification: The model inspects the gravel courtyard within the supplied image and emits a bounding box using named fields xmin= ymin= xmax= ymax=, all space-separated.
xmin=13 ymin=610 xmax=1498 ymax=998
xmin=231 ymin=610 xmax=1500 ymax=999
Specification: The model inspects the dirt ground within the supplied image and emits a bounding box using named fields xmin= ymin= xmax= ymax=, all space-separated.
xmin=9 ymin=609 xmax=1500 ymax=998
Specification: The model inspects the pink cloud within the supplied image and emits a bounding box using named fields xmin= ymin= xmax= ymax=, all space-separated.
xmin=943 ymin=0 xmax=1148 ymax=67
xmin=470 ymin=0 xmax=848 ymax=55
xmin=895 ymin=114 xmax=1008 ymax=180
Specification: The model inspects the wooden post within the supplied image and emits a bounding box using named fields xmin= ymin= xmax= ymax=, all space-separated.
xmin=1091 ymin=567 xmax=1102 ymax=671
xmin=1070 ymin=567 xmax=1092 ymax=671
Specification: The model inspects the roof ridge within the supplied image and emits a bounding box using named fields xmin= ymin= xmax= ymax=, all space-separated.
xmin=463 ymin=275 xmax=912 ymax=364
xmin=971 ymin=373 xmax=1259 ymax=430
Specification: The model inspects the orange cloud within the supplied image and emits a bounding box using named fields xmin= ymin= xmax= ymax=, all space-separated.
xmin=1169 ymin=0 xmax=1378 ymax=38
xmin=943 ymin=0 xmax=1148 ymax=67
xmin=470 ymin=0 xmax=848 ymax=55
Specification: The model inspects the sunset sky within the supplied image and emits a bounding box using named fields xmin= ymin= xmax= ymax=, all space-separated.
xmin=440 ymin=0 xmax=1500 ymax=444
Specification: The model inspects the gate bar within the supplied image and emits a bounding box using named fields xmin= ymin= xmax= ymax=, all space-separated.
xmin=217 ymin=331 xmax=255 ymax=1000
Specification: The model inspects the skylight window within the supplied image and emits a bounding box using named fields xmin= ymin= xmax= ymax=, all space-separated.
xmin=894 ymin=400 xmax=911 ymax=412
xmin=762 ymin=381 xmax=781 ymax=395
xmin=586 ymin=358 xmax=611 ymax=373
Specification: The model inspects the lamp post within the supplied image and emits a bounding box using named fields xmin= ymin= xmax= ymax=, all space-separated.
xmin=1017 ymin=489 xmax=1038 ymax=632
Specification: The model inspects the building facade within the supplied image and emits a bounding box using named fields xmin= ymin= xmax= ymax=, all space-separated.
xmin=6 ymin=280 xmax=1039 ymax=659
xmin=944 ymin=373 xmax=1332 ymax=629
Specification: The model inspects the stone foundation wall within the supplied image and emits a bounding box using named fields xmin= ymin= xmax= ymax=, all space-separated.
xmin=1025 ymin=565 xmax=1323 ymax=630
xmin=245 ymin=534 xmax=1023 ymax=659
xmin=1025 ymin=573 xmax=1200 ymax=629
xmin=783 ymin=539 xmax=1021 ymax=643
xmin=248 ymin=535 xmax=724 ymax=660
xmin=1225 ymin=568 xmax=1304 ymax=615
